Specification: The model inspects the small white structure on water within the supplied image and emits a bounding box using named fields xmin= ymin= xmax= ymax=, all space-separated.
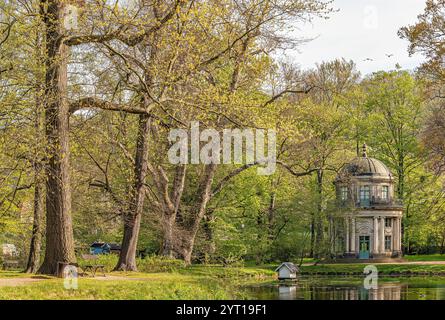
xmin=275 ymin=262 xmax=299 ymax=280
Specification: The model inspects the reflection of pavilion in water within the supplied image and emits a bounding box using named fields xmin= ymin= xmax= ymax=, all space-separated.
xmin=278 ymin=282 xmax=407 ymax=300
xmin=342 ymin=283 xmax=406 ymax=300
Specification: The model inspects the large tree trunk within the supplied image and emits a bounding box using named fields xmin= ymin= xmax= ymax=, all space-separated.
xmin=114 ymin=114 xmax=151 ymax=271
xmin=202 ymin=211 xmax=216 ymax=259
xmin=159 ymin=164 xmax=187 ymax=258
xmin=161 ymin=213 xmax=177 ymax=258
xmin=38 ymin=0 xmax=76 ymax=275
xmin=163 ymin=164 xmax=216 ymax=265
xmin=115 ymin=213 xmax=142 ymax=271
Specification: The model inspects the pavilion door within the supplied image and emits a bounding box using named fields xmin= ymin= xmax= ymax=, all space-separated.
xmin=359 ymin=236 xmax=370 ymax=259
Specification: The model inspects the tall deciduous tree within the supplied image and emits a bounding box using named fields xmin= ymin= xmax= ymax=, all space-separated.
xmin=38 ymin=0 xmax=76 ymax=274
xmin=37 ymin=0 xmax=182 ymax=273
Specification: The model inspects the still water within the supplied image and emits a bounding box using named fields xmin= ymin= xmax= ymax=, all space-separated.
xmin=244 ymin=276 xmax=445 ymax=300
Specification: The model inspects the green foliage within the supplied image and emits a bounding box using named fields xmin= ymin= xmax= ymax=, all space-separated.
xmin=76 ymin=254 xmax=186 ymax=273
xmin=137 ymin=255 xmax=186 ymax=273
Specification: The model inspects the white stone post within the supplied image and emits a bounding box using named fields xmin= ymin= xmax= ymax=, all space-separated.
xmin=373 ymin=216 xmax=379 ymax=255
xmin=398 ymin=217 xmax=402 ymax=252
xmin=345 ymin=217 xmax=350 ymax=252
xmin=379 ymin=216 xmax=385 ymax=253
xmin=351 ymin=218 xmax=356 ymax=253
xmin=392 ymin=217 xmax=397 ymax=253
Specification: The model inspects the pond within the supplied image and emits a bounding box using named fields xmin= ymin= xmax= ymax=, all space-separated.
xmin=244 ymin=276 xmax=445 ymax=300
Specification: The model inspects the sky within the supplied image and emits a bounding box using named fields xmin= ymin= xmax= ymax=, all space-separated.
xmin=286 ymin=0 xmax=427 ymax=76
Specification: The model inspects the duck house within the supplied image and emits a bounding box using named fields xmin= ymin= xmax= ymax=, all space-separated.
xmin=275 ymin=262 xmax=299 ymax=280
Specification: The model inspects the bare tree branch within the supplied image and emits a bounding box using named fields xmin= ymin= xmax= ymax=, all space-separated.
xmin=64 ymin=0 xmax=183 ymax=47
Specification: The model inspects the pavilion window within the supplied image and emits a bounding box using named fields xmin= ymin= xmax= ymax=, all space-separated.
xmin=340 ymin=186 xmax=348 ymax=201
xmin=385 ymin=236 xmax=392 ymax=251
xmin=359 ymin=186 xmax=370 ymax=201
xmin=385 ymin=218 xmax=392 ymax=227
xmin=382 ymin=186 xmax=389 ymax=200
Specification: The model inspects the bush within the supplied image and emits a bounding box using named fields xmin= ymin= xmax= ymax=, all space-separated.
xmin=76 ymin=253 xmax=186 ymax=273
xmin=213 ymin=253 xmax=245 ymax=267
xmin=137 ymin=255 xmax=186 ymax=273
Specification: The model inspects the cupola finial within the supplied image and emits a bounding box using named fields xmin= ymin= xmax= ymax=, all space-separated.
xmin=362 ymin=143 xmax=368 ymax=157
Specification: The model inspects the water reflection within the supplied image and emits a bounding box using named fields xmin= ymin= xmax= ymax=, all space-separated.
xmin=276 ymin=282 xmax=406 ymax=300
xmin=245 ymin=277 xmax=445 ymax=300
xmin=325 ymin=283 xmax=405 ymax=300
xmin=278 ymin=285 xmax=297 ymax=300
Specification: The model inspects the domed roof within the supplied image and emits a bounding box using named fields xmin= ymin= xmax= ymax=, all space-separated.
xmin=336 ymin=144 xmax=393 ymax=181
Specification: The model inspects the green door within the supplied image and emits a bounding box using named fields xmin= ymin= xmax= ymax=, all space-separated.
xmin=359 ymin=236 xmax=370 ymax=259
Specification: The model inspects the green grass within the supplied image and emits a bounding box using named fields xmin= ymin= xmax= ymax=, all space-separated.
xmin=0 ymin=274 xmax=226 ymax=299
xmin=404 ymin=254 xmax=445 ymax=261
xmin=0 ymin=266 xmax=275 ymax=300
xmin=0 ymin=271 xmax=33 ymax=278
xmin=177 ymin=264 xmax=275 ymax=279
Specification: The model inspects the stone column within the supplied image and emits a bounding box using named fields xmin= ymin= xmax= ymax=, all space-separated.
xmin=373 ymin=216 xmax=379 ymax=255
xmin=351 ymin=218 xmax=356 ymax=253
xmin=345 ymin=217 xmax=350 ymax=252
xmin=379 ymin=216 xmax=385 ymax=253
xmin=398 ymin=217 xmax=402 ymax=252
xmin=392 ymin=217 xmax=397 ymax=253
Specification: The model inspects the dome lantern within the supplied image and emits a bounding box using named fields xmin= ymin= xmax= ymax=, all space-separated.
xmin=362 ymin=143 xmax=368 ymax=157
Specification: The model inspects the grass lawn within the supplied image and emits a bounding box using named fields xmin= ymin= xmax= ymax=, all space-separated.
xmin=404 ymin=254 xmax=445 ymax=261
xmin=0 ymin=266 xmax=275 ymax=300
xmin=300 ymin=263 xmax=445 ymax=275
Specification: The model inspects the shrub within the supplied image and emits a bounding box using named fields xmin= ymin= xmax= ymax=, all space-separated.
xmin=137 ymin=255 xmax=186 ymax=273
xmin=216 ymin=253 xmax=245 ymax=267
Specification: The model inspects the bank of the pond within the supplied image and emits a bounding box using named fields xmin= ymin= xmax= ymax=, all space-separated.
xmin=299 ymin=263 xmax=445 ymax=276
